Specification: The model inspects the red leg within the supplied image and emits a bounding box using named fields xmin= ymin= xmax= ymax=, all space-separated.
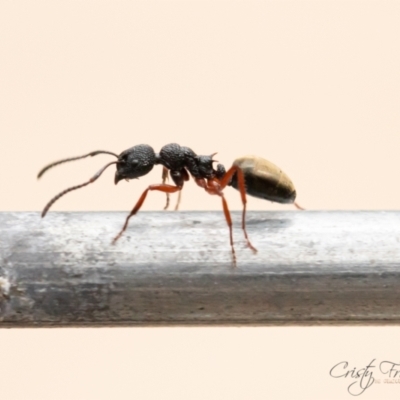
xmin=220 ymin=193 xmax=237 ymax=266
xmin=174 ymin=169 xmax=189 ymax=211
xmin=218 ymin=166 xmax=257 ymax=253
xmin=194 ymin=178 xmax=207 ymax=189
xmin=174 ymin=190 xmax=182 ymax=211
xmin=161 ymin=167 xmax=170 ymax=210
xmin=194 ymin=178 xmax=237 ymax=264
xmin=294 ymin=202 xmax=305 ymax=210
xmin=112 ymin=183 xmax=182 ymax=244
xmin=163 ymin=168 xmax=189 ymax=211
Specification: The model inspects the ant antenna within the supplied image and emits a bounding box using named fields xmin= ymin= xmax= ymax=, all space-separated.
xmin=37 ymin=150 xmax=119 ymax=179
xmin=41 ymin=161 xmax=119 ymax=217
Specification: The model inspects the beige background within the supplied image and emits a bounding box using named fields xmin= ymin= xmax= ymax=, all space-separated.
xmin=1 ymin=1 xmax=400 ymax=399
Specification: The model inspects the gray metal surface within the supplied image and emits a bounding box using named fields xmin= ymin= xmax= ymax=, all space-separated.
xmin=1 ymin=211 xmax=400 ymax=327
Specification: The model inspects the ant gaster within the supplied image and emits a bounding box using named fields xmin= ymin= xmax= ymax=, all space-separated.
xmin=38 ymin=143 xmax=257 ymax=264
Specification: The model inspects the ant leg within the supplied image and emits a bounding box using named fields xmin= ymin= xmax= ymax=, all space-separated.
xmin=174 ymin=169 xmax=189 ymax=211
xmin=162 ymin=168 xmax=188 ymax=211
xmin=174 ymin=190 xmax=182 ymax=211
xmin=112 ymin=183 xmax=182 ymax=244
xmin=219 ymin=193 xmax=237 ymax=266
xmin=294 ymin=202 xmax=305 ymax=210
xmin=194 ymin=177 xmax=237 ymax=265
xmin=219 ymin=166 xmax=257 ymax=253
xmin=161 ymin=167 xmax=170 ymax=210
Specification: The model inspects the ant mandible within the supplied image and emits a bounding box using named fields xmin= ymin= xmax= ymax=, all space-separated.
xmin=38 ymin=143 xmax=263 ymax=264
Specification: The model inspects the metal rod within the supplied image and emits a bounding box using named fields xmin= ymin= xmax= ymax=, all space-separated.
xmin=1 ymin=211 xmax=400 ymax=327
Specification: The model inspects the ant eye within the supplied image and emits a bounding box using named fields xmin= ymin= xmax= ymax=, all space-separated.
xmin=131 ymin=159 xmax=139 ymax=166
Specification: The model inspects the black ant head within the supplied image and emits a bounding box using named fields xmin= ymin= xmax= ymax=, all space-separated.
xmin=115 ymin=144 xmax=157 ymax=184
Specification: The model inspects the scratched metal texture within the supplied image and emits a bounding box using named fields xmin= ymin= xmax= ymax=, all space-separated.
xmin=1 ymin=211 xmax=400 ymax=326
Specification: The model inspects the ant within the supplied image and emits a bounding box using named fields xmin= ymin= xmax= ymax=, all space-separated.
xmin=38 ymin=143 xmax=302 ymax=265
